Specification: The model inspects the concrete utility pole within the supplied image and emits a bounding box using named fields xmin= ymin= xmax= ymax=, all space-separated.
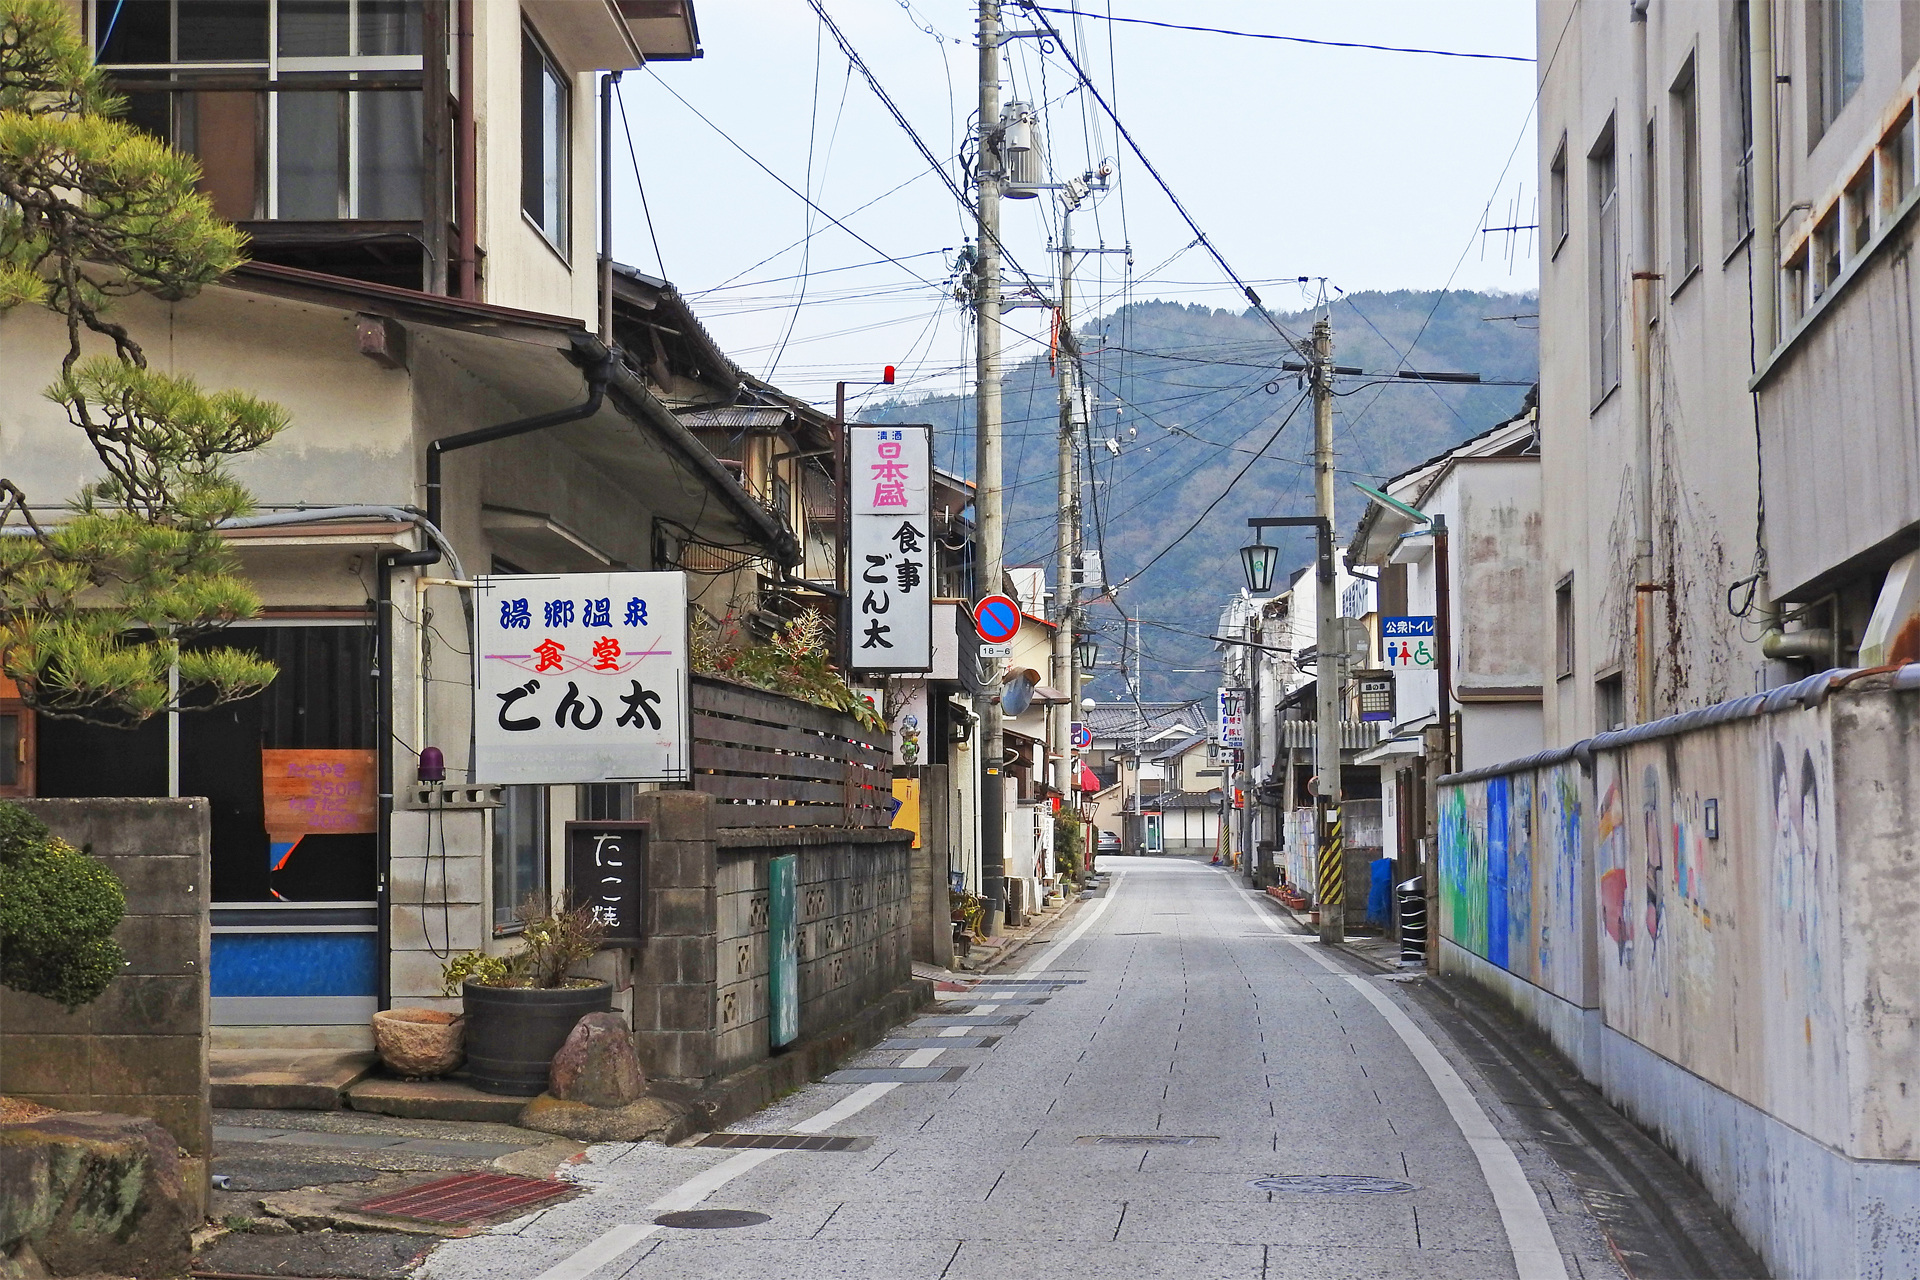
xmin=974 ymin=0 xmax=1006 ymax=935
xmin=1311 ymin=315 xmax=1345 ymax=945
xmin=1051 ymin=210 xmax=1078 ymax=804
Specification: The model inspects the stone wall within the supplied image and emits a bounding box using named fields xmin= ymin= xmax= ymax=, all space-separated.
xmin=0 ymin=798 xmax=211 ymax=1214
xmin=629 ymin=791 xmax=914 ymax=1087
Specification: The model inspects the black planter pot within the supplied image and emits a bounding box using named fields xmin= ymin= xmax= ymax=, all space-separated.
xmin=462 ymin=979 xmax=613 ymax=1096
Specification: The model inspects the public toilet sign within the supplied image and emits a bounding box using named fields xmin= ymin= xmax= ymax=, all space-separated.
xmin=1381 ymin=615 xmax=1437 ymax=670
xmin=849 ymin=424 xmax=933 ymax=672
xmin=473 ymin=570 xmax=689 ymax=785
xmin=972 ymin=593 xmax=1021 ymax=644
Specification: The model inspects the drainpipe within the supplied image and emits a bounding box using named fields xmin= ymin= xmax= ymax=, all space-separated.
xmin=377 ymin=545 xmax=443 ymax=1013
xmin=1750 ymin=0 xmax=1777 ymax=358
xmin=1630 ymin=0 xmax=1659 ymax=723
xmin=424 ymin=337 xmax=614 ymax=533
xmin=600 ymin=70 xmax=622 ymax=343
xmin=454 ymin=0 xmax=477 ymax=299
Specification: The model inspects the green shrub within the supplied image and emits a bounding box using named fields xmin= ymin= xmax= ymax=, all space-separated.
xmin=0 ymin=802 xmax=126 ymax=1009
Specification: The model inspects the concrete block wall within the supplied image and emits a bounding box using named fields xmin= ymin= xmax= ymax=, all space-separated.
xmin=791 ymin=832 xmax=912 ymax=1037
xmin=631 ymin=791 xmax=718 ymax=1085
xmin=0 ymin=798 xmax=212 ymax=1214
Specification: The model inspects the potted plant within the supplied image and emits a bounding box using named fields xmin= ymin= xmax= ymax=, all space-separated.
xmin=440 ymin=897 xmax=612 ymax=1096
xmin=371 ymin=1008 xmax=464 ymax=1079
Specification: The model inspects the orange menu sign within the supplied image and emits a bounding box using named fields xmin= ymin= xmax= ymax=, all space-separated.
xmin=262 ymin=749 xmax=377 ymax=840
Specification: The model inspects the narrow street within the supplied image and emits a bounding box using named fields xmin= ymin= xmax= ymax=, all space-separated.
xmin=423 ymin=856 xmax=1627 ymax=1280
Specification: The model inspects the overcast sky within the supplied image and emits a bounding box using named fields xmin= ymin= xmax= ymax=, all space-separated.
xmin=607 ymin=1 xmax=1538 ymax=413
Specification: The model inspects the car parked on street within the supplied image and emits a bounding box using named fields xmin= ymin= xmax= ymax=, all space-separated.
xmin=1096 ymin=829 xmax=1122 ymax=854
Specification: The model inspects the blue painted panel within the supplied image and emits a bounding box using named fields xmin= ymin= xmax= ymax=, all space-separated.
xmin=211 ymin=933 xmax=378 ymax=997
xmin=1487 ymin=777 xmax=1510 ymax=970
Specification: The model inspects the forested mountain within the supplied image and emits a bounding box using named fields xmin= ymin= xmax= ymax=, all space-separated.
xmin=864 ymin=289 xmax=1539 ymax=703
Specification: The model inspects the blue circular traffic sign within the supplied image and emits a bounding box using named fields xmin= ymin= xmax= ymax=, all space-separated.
xmin=973 ymin=594 xmax=1020 ymax=643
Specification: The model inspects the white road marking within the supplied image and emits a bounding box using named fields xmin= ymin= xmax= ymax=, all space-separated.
xmin=529 ymin=873 xmax=1128 ymax=1279
xmin=1234 ymin=883 xmax=1569 ymax=1280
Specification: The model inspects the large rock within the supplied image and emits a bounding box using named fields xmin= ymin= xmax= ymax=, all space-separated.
xmin=517 ymin=1094 xmax=693 ymax=1144
xmin=0 ymin=1111 xmax=195 ymax=1279
xmin=547 ymin=1013 xmax=643 ymax=1107
xmin=372 ymin=1008 xmax=464 ymax=1078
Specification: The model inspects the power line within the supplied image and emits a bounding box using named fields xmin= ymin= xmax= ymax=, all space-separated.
xmin=1017 ymin=1 xmax=1312 ymax=364
xmin=612 ymin=80 xmax=665 ymax=277
xmin=645 ymin=67 xmax=943 ymax=289
xmin=1022 ymin=6 xmax=1534 ymax=63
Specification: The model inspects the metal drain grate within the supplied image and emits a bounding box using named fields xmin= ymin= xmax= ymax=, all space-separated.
xmin=1076 ymin=1135 xmax=1216 ymax=1146
xmin=826 ymin=1066 xmax=967 ymax=1084
xmin=693 ymin=1132 xmax=870 ymax=1152
xmin=654 ymin=1209 xmax=770 ymax=1229
xmin=346 ymin=1172 xmax=574 ymax=1225
xmin=1249 ymin=1175 xmax=1415 ymax=1195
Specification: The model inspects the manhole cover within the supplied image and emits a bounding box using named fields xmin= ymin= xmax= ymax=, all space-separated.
xmin=1249 ymin=1175 xmax=1415 ymax=1195
xmin=654 ymin=1209 xmax=771 ymax=1229
xmin=346 ymin=1172 xmax=574 ymax=1225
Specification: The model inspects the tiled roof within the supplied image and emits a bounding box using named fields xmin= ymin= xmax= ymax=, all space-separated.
xmin=1083 ymin=700 xmax=1209 ymax=739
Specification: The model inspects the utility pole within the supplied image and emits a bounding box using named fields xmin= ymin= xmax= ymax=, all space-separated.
xmin=1311 ymin=315 xmax=1344 ymax=945
xmin=1051 ymin=210 xmax=1079 ymax=805
xmin=974 ymin=0 xmax=1007 ymax=935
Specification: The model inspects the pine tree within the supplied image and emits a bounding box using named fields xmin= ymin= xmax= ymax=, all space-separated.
xmin=0 ymin=0 xmax=286 ymax=723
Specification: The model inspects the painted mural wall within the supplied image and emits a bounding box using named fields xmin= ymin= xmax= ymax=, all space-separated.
xmin=1439 ymin=701 xmax=1861 ymax=1156
xmin=1438 ymin=760 xmax=1589 ymax=1006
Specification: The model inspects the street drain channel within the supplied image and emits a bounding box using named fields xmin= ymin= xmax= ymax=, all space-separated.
xmin=346 ymin=1172 xmax=575 ymax=1225
xmin=654 ymin=1209 xmax=771 ymax=1229
xmin=693 ymin=1133 xmax=871 ymax=1152
xmin=1075 ymin=1135 xmax=1216 ymax=1146
xmin=825 ymin=1066 xmax=968 ymax=1084
xmin=1249 ymin=1175 xmax=1415 ymax=1195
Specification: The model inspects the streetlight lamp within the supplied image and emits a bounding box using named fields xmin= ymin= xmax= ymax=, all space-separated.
xmin=1074 ymin=636 xmax=1098 ymax=670
xmin=1239 ymin=532 xmax=1279 ymax=595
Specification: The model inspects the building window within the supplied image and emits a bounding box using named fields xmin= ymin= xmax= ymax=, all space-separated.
xmin=0 ymin=694 xmax=33 ymax=798
xmin=1819 ymin=0 xmax=1865 ymax=136
xmin=1554 ymin=576 xmax=1575 ymax=679
xmin=1671 ymin=57 xmax=1702 ymax=280
xmin=93 ymin=0 xmax=423 ymax=223
xmin=492 ymin=784 xmax=547 ymax=933
xmin=521 ymin=27 xmax=569 ymax=247
xmin=1549 ymin=136 xmax=1569 ymax=257
xmin=1725 ymin=1 xmax=1754 ymax=246
xmin=1589 ymin=120 xmax=1621 ymax=407
xmin=577 ymin=783 xmax=633 ymax=821
xmin=1595 ymin=674 xmax=1625 ymax=733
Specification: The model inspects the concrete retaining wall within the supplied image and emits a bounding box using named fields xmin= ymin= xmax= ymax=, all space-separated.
xmin=0 ymin=798 xmax=211 ymax=1214
xmin=1436 ymin=675 xmax=1920 ymax=1278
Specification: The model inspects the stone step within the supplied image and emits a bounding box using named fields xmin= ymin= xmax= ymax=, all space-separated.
xmin=210 ymin=1050 xmax=377 ymax=1111
xmin=345 ymin=1077 xmax=529 ymax=1125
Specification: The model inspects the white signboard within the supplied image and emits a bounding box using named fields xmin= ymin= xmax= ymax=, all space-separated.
xmin=473 ymin=571 xmax=689 ymax=785
xmin=1218 ymin=687 xmax=1246 ymax=750
xmin=849 ymin=424 xmax=933 ymax=672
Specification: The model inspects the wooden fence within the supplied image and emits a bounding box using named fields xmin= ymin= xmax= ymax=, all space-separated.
xmin=690 ymin=676 xmax=893 ymax=828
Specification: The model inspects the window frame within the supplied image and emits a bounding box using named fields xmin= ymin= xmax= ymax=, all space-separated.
xmin=1817 ymin=0 xmax=1865 ymax=138
xmin=1554 ymin=575 xmax=1575 ymax=680
xmin=1549 ymin=135 xmax=1570 ymax=259
xmin=1724 ymin=0 xmax=1755 ymax=255
xmin=520 ymin=23 xmax=570 ymax=253
xmin=1589 ymin=117 xmax=1622 ymax=411
xmin=491 ymin=783 xmax=548 ymax=935
xmin=1671 ymin=53 xmax=1703 ymax=290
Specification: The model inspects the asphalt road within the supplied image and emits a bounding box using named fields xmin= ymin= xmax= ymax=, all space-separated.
xmin=423 ymin=855 xmax=1632 ymax=1280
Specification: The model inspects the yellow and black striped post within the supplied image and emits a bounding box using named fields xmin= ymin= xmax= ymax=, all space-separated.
xmin=1316 ymin=801 xmax=1344 ymax=938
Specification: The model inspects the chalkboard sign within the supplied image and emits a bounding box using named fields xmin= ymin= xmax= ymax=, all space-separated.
xmin=564 ymin=821 xmax=649 ymax=948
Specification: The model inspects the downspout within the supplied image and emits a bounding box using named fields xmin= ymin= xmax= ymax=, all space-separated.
xmin=377 ymin=545 xmax=442 ymax=1013
xmin=454 ymin=0 xmax=477 ymax=299
xmin=424 ymin=337 xmax=615 ymax=532
xmin=600 ymin=70 xmax=622 ymax=343
xmin=1630 ymin=0 xmax=1659 ymax=723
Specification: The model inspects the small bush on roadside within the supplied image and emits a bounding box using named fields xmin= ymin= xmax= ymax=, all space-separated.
xmin=0 ymin=801 xmax=125 ymax=1010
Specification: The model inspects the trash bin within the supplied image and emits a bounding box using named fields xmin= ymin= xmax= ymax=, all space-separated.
xmin=1396 ymin=875 xmax=1426 ymax=968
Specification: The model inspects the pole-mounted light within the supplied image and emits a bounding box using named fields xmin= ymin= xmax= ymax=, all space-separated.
xmin=1075 ymin=636 xmax=1098 ymax=670
xmin=1239 ymin=531 xmax=1278 ymax=594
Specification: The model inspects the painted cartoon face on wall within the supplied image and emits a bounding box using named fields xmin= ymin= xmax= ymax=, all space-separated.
xmin=1597 ymin=771 xmax=1631 ymax=965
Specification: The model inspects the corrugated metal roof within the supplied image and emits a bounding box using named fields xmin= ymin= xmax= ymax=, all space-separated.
xmin=679 ymin=407 xmax=793 ymax=430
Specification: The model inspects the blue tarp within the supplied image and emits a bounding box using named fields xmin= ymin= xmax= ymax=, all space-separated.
xmin=1366 ymin=857 xmax=1394 ymax=927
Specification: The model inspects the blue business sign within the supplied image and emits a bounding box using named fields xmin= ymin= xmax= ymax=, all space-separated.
xmin=1381 ymin=615 xmax=1435 ymax=638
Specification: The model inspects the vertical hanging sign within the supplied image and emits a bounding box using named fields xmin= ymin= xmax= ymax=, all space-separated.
xmin=1218 ymin=688 xmax=1247 ymax=751
xmin=473 ymin=571 xmax=689 ymax=785
xmin=848 ymin=424 xmax=933 ymax=673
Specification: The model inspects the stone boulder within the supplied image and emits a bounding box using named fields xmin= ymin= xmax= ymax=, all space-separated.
xmin=518 ymin=1094 xmax=693 ymax=1145
xmin=547 ymin=1013 xmax=643 ymax=1107
xmin=372 ymin=1008 xmax=464 ymax=1078
xmin=0 ymin=1111 xmax=195 ymax=1279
